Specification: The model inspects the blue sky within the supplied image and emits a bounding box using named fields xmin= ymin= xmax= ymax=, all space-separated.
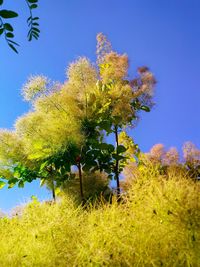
xmin=0 ymin=0 xmax=200 ymax=212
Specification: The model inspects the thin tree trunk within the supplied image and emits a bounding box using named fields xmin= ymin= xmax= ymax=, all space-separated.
xmin=47 ymin=167 xmax=56 ymax=202
xmin=52 ymin=181 xmax=56 ymax=202
xmin=77 ymin=161 xmax=84 ymax=201
xmin=114 ymin=126 xmax=120 ymax=199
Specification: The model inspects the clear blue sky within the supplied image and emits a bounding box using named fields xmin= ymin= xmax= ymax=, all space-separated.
xmin=0 ymin=0 xmax=200 ymax=212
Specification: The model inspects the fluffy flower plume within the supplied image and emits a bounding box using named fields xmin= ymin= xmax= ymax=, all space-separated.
xmin=96 ymin=32 xmax=112 ymax=65
xmin=163 ymin=147 xmax=179 ymax=166
xmin=149 ymin=144 xmax=165 ymax=162
xmin=183 ymin=142 xmax=200 ymax=167
xmin=130 ymin=66 xmax=156 ymax=112
xmin=66 ymin=57 xmax=97 ymax=87
xmin=22 ymin=75 xmax=49 ymax=102
xmin=99 ymin=52 xmax=129 ymax=83
xmin=0 ymin=129 xmax=25 ymax=164
xmin=148 ymin=144 xmax=179 ymax=166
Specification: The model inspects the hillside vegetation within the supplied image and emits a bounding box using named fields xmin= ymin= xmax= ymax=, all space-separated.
xmin=0 ymin=168 xmax=200 ymax=267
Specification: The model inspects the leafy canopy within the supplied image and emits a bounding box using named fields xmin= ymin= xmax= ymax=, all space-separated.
xmin=0 ymin=33 xmax=156 ymax=200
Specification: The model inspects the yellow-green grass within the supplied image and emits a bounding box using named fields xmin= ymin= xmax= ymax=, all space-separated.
xmin=0 ymin=170 xmax=200 ymax=266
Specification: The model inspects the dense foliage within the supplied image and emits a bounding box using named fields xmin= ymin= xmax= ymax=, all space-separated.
xmin=122 ymin=142 xmax=200 ymax=190
xmin=0 ymin=32 xmax=200 ymax=266
xmin=0 ymin=33 xmax=156 ymax=201
xmin=0 ymin=169 xmax=200 ymax=266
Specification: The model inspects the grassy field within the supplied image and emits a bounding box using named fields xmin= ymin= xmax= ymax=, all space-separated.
xmin=0 ymin=169 xmax=200 ymax=266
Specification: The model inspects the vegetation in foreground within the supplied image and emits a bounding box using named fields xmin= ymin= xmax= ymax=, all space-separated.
xmin=0 ymin=168 xmax=200 ymax=267
xmin=0 ymin=32 xmax=199 ymax=266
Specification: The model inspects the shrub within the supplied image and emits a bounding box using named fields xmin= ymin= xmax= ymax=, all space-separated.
xmin=0 ymin=168 xmax=200 ymax=266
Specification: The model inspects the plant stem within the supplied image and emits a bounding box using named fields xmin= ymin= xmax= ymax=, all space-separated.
xmin=47 ymin=166 xmax=56 ymax=202
xmin=77 ymin=160 xmax=84 ymax=201
xmin=52 ymin=181 xmax=56 ymax=202
xmin=114 ymin=125 xmax=120 ymax=199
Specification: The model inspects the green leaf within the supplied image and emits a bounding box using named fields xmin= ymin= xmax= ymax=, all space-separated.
xmin=31 ymin=31 xmax=39 ymax=39
xmin=135 ymin=144 xmax=139 ymax=149
xmin=40 ymin=161 xmax=49 ymax=171
xmin=27 ymin=16 xmax=31 ymax=23
xmin=117 ymin=145 xmax=127 ymax=154
xmin=4 ymin=23 xmax=13 ymax=31
xmin=28 ymin=0 xmax=38 ymax=3
xmin=0 ymin=0 xmax=3 ymax=6
xmin=32 ymin=33 xmax=39 ymax=39
xmin=18 ymin=180 xmax=24 ymax=188
xmin=8 ymin=178 xmax=18 ymax=184
xmin=55 ymin=187 xmax=61 ymax=196
xmin=63 ymin=162 xmax=71 ymax=172
xmin=99 ymin=63 xmax=110 ymax=69
xmin=13 ymin=169 xmax=20 ymax=178
xmin=107 ymin=174 xmax=113 ymax=180
xmin=8 ymin=39 xmax=19 ymax=46
xmin=30 ymin=4 xmax=38 ymax=9
xmin=112 ymin=154 xmax=125 ymax=161
xmin=32 ymin=22 xmax=39 ymax=26
xmin=140 ymin=105 xmax=150 ymax=112
xmin=99 ymin=143 xmax=109 ymax=150
xmin=0 ymin=181 xmax=6 ymax=189
xmin=60 ymin=167 xmax=66 ymax=176
xmin=32 ymin=27 xmax=40 ymax=33
xmin=31 ymin=195 xmax=38 ymax=201
xmin=28 ymin=34 xmax=32 ymax=41
xmin=131 ymin=99 xmax=141 ymax=110
xmin=0 ymin=10 xmax=18 ymax=18
xmin=8 ymin=43 xmax=18 ymax=53
xmin=6 ymin=32 xmax=14 ymax=38
xmin=98 ymin=120 xmax=112 ymax=133
xmin=107 ymin=144 xmax=115 ymax=153
xmin=8 ymin=183 xmax=15 ymax=189
xmin=40 ymin=178 xmax=46 ymax=187
xmin=0 ymin=28 xmax=4 ymax=35
xmin=32 ymin=17 xmax=39 ymax=20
